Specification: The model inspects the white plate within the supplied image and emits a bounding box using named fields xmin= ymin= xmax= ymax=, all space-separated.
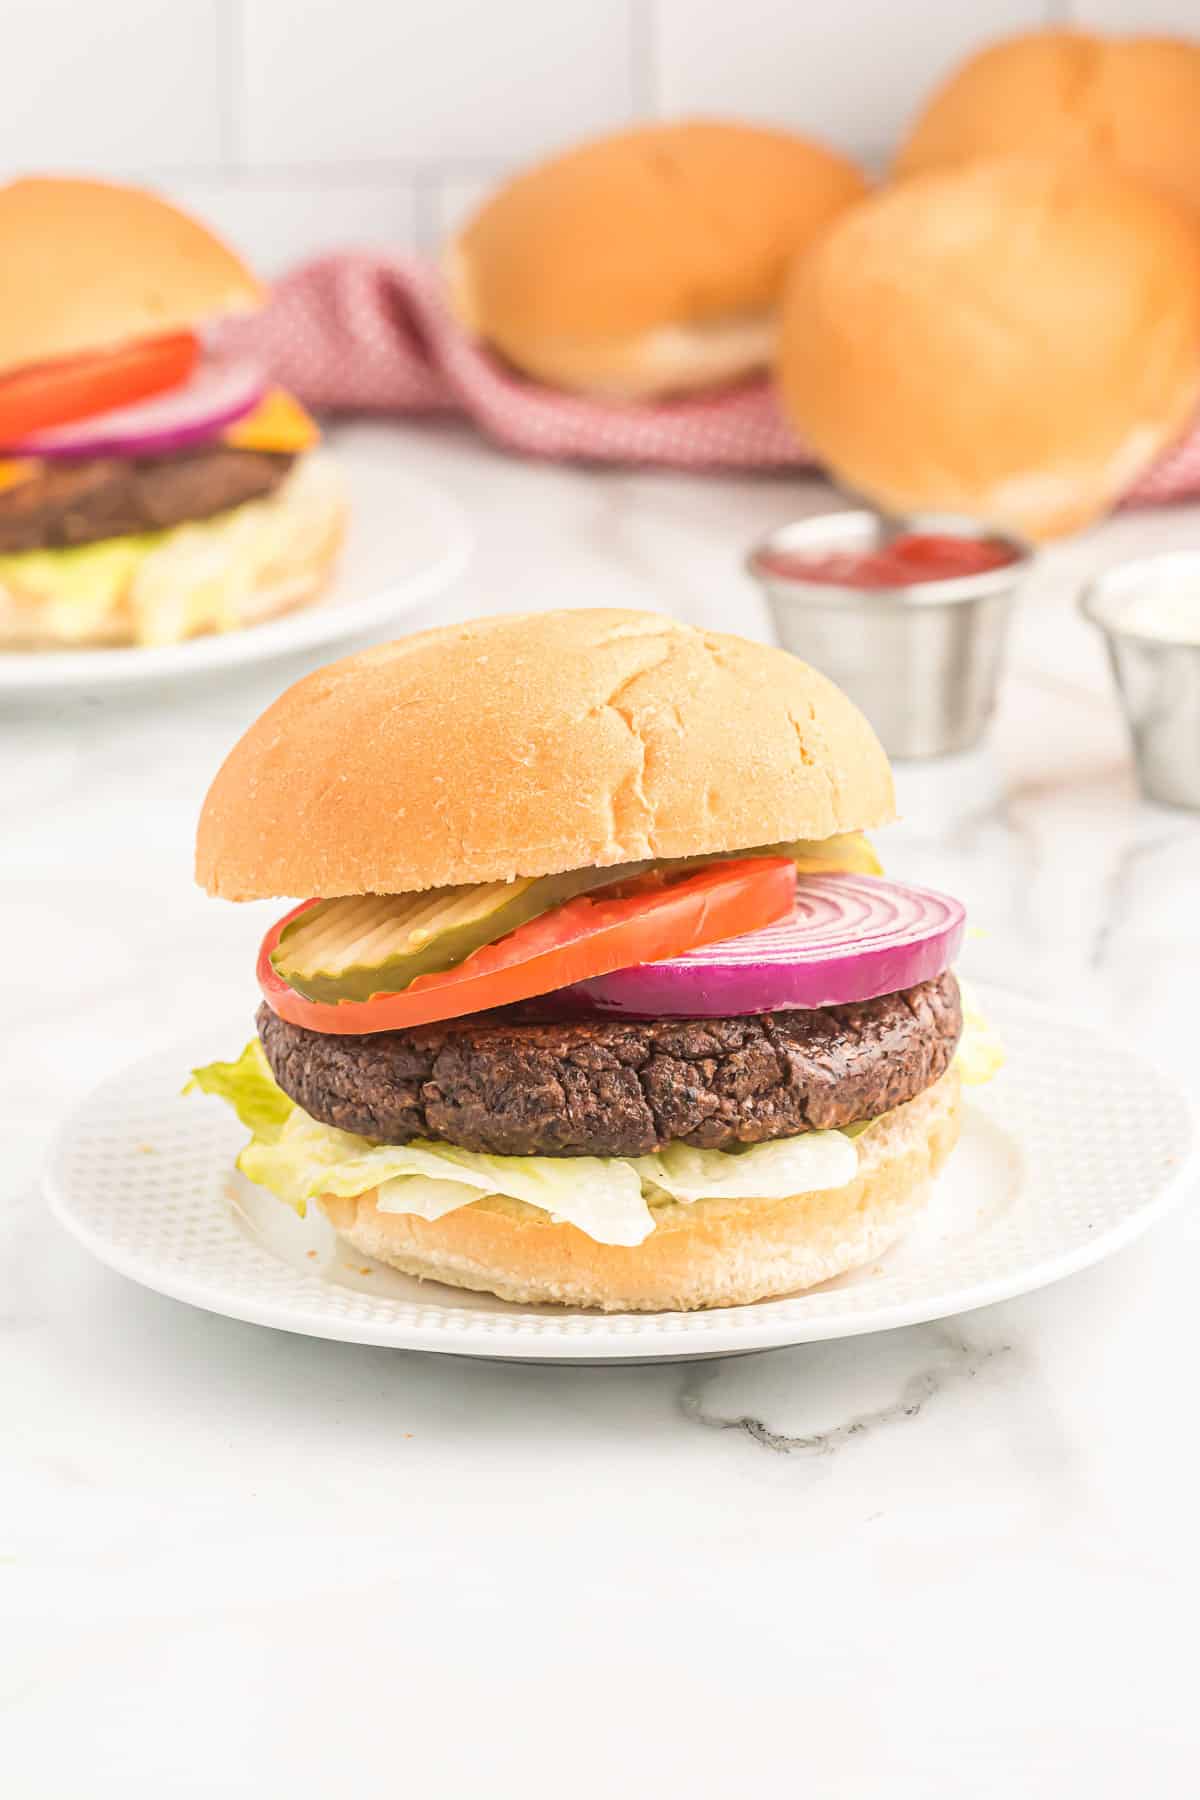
xmin=44 ymin=985 xmax=1198 ymax=1362
xmin=0 ymin=426 xmax=470 ymax=695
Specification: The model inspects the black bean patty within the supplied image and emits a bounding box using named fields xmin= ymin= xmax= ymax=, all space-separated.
xmin=0 ymin=447 xmax=295 ymax=554
xmin=257 ymin=973 xmax=962 ymax=1158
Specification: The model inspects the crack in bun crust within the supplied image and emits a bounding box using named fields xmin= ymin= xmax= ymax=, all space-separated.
xmin=196 ymin=609 xmax=895 ymax=901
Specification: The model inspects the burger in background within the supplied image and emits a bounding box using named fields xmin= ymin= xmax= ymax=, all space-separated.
xmin=0 ymin=176 xmax=345 ymax=650
xmin=189 ymin=610 xmax=999 ymax=1314
xmin=446 ymin=120 xmax=867 ymax=400
xmin=895 ymin=29 xmax=1200 ymax=219
xmin=775 ymin=156 xmax=1200 ymax=539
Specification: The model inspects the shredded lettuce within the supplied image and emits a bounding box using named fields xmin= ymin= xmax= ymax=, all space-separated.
xmin=188 ymin=1042 xmax=860 ymax=1247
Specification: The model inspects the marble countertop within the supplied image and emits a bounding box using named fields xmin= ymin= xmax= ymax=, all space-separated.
xmin=5 ymin=422 xmax=1200 ymax=1797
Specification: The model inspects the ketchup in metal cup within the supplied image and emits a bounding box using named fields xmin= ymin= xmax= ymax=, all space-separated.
xmin=756 ymin=532 xmax=1017 ymax=589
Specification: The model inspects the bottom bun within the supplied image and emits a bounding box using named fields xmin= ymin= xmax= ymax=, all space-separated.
xmin=489 ymin=309 xmax=776 ymax=401
xmin=319 ymin=1067 xmax=962 ymax=1313
xmin=446 ymin=243 xmax=774 ymax=399
xmin=0 ymin=453 xmax=346 ymax=650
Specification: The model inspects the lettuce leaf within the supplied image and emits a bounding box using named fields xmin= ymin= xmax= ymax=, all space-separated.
xmin=0 ymin=536 xmax=156 ymax=642
xmin=185 ymin=1040 xmax=294 ymax=1140
xmin=632 ymin=1131 xmax=857 ymax=1203
xmin=189 ymin=1042 xmax=861 ymax=1247
xmin=374 ymin=1141 xmax=654 ymax=1246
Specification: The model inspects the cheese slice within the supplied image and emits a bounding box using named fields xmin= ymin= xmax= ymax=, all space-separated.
xmin=0 ymin=458 xmax=39 ymax=494
xmin=222 ymin=389 xmax=320 ymax=454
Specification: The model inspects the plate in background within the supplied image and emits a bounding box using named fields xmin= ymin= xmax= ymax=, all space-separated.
xmin=0 ymin=427 xmax=470 ymax=695
xmin=43 ymin=986 xmax=1198 ymax=1362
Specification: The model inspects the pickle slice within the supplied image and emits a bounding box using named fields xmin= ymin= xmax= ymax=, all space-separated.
xmin=663 ymin=833 xmax=881 ymax=881
xmin=775 ymin=832 xmax=881 ymax=876
xmin=272 ymin=863 xmax=654 ymax=1004
xmin=271 ymin=835 xmax=877 ymax=1006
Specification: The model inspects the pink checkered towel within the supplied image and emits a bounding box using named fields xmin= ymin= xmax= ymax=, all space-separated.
xmin=219 ymin=251 xmax=1200 ymax=501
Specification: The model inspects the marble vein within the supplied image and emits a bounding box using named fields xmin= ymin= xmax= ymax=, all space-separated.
xmin=675 ymin=1328 xmax=1012 ymax=1457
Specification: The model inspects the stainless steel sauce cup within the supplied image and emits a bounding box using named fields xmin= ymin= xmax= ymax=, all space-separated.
xmin=1081 ymin=551 xmax=1200 ymax=812
xmin=747 ymin=511 xmax=1035 ymax=759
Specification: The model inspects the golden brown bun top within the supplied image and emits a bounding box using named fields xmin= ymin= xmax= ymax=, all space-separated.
xmin=450 ymin=119 xmax=868 ymax=346
xmin=196 ymin=609 xmax=895 ymax=900
xmin=896 ymin=30 xmax=1200 ymax=216
xmin=0 ymin=176 xmax=264 ymax=377
xmin=776 ymin=156 xmax=1200 ymax=540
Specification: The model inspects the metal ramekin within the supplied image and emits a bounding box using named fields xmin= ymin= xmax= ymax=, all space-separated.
xmin=747 ymin=510 xmax=1035 ymax=760
xmin=1081 ymin=551 xmax=1200 ymax=811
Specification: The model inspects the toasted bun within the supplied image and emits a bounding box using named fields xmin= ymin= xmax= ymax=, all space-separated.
xmin=896 ymin=30 xmax=1200 ymax=218
xmin=0 ymin=456 xmax=345 ymax=649
xmin=319 ymin=1068 xmax=961 ymax=1312
xmin=448 ymin=120 xmax=867 ymax=398
xmin=776 ymin=157 xmax=1200 ymax=539
xmin=196 ymin=608 xmax=895 ymax=900
xmin=0 ymin=175 xmax=263 ymax=378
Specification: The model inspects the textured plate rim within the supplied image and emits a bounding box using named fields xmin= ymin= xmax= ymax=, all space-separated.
xmin=42 ymin=984 xmax=1200 ymax=1360
xmin=0 ymin=447 xmax=471 ymax=693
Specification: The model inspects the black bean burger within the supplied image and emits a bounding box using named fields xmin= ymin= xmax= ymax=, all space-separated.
xmin=190 ymin=609 xmax=998 ymax=1312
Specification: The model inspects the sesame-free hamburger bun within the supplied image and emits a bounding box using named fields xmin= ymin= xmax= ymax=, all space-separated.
xmin=776 ymin=156 xmax=1200 ymax=539
xmin=195 ymin=607 xmax=895 ymax=902
xmin=895 ymin=30 xmax=1200 ymax=218
xmin=0 ymin=175 xmax=263 ymax=378
xmin=446 ymin=120 xmax=868 ymax=400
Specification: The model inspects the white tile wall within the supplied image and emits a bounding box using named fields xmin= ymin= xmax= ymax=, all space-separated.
xmin=653 ymin=0 xmax=1051 ymax=163
xmin=0 ymin=0 xmax=1191 ymax=273
xmin=1067 ymin=0 xmax=1200 ymax=29
xmin=0 ymin=0 xmax=226 ymax=169
xmin=172 ymin=179 xmax=417 ymax=276
xmin=240 ymin=0 xmax=635 ymax=164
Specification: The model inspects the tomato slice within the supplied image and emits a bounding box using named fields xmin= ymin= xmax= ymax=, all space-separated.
xmin=258 ymin=858 xmax=797 ymax=1036
xmin=0 ymin=332 xmax=198 ymax=442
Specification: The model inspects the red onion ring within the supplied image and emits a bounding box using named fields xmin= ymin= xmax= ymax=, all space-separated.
xmin=554 ymin=873 xmax=965 ymax=1017
xmin=5 ymin=356 xmax=266 ymax=460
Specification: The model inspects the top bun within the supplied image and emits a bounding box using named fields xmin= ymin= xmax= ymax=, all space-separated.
xmin=896 ymin=30 xmax=1200 ymax=217
xmin=196 ymin=609 xmax=894 ymax=901
xmin=0 ymin=176 xmax=264 ymax=378
xmin=447 ymin=121 xmax=867 ymax=400
xmin=776 ymin=156 xmax=1200 ymax=540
